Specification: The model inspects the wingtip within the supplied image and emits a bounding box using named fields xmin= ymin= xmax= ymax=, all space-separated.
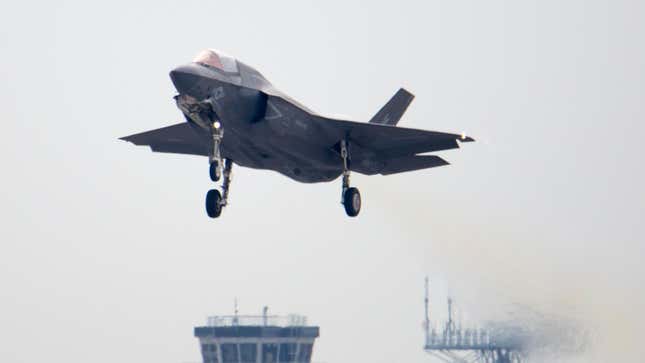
xmin=119 ymin=135 xmax=137 ymax=144
xmin=458 ymin=133 xmax=475 ymax=142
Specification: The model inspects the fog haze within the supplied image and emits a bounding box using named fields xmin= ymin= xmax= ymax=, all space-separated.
xmin=1 ymin=1 xmax=643 ymax=362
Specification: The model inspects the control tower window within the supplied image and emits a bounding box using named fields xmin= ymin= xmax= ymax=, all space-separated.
xmin=262 ymin=343 xmax=278 ymax=363
xmin=297 ymin=344 xmax=312 ymax=363
xmin=221 ymin=343 xmax=239 ymax=363
xmin=279 ymin=343 xmax=297 ymax=362
xmin=201 ymin=344 xmax=218 ymax=353
xmin=240 ymin=343 xmax=257 ymax=363
xmin=201 ymin=344 xmax=219 ymax=363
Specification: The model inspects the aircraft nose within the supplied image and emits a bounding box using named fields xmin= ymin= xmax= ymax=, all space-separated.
xmin=169 ymin=65 xmax=202 ymax=94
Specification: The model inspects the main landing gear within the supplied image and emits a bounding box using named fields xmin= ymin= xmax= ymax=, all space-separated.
xmin=205 ymin=121 xmax=233 ymax=218
xmin=204 ymin=124 xmax=359 ymax=218
xmin=340 ymin=140 xmax=361 ymax=217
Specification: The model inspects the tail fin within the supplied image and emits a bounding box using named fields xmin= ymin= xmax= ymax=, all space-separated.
xmin=369 ymin=88 xmax=415 ymax=126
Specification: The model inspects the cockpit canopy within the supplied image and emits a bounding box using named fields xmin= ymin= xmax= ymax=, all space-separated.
xmin=193 ymin=49 xmax=239 ymax=73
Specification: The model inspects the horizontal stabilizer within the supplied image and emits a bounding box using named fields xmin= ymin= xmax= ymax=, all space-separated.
xmin=369 ymin=88 xmax=415 ymax=126
xmin=380 ymin=155 xmax=449 ymax=175
xmin=120 ymin=122 xmax=209 ymax=156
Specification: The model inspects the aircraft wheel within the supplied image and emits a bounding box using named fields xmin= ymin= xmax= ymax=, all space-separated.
xmin=205 ymin=189 xmax=222 ymax=218
xmin=209 ymin=161 xmax=221 ymax=182
xmin=343 ymin=187 xmax=361 ymax=217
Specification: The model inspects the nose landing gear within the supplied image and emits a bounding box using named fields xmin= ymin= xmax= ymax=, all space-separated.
xmin=209 ymin=121 xmax=223 ymax=182
xmin=209 ymin=161 xmax=221 ymax=182
xmin=205 ymin=121 xmax=233 ymax=218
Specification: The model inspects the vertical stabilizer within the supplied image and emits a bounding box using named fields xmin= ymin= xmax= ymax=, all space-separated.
xmin=369 ymin=88 xmax=415 ymax=126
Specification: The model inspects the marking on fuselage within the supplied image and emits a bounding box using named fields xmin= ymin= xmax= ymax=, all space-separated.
xmin=276 ymin=118 xmax=289 ymax=136
xmin=211 ymin=86 xmax=225 ymax=100
xmin=294 ymin=119 xmax=308 ymax=130
xmin=265 ymin=101 xmax=283 ymax=120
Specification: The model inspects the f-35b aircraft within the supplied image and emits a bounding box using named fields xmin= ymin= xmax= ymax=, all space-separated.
xmin=121 ymin=49 xmax=474 ymax=218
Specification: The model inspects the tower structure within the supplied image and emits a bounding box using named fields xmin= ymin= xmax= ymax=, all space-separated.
xmin=195 ymin=307 xmax=319 ymax=363
xmin=423 ymin=278 xmax=523 ymax=363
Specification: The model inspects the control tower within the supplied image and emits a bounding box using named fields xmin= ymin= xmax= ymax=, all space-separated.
xmin=194 ymin=307 xmax=319 ymax=363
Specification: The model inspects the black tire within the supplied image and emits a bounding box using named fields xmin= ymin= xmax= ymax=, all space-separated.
xmin=209 ymin=161 xmax=221 ymax=182
xmin=205 ymin=189 xmax=222 ymax=218
xmin=343 ymin=187 xmax=361 ymax=217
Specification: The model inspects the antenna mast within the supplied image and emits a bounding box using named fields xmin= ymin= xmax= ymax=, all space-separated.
xmin=447 ymin=297 xmax=454 ymax=333
xmin=424 ymin=277 xmax=430 ymax=346
xmin=233 ymin=298 xmax=239 ymax=326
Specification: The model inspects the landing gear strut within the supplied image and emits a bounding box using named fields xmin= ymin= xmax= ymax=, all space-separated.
xmin=205 ymin=121 xmax=233 ymax=218
xmin=340 ymin=140 xmax=361 ymax=217
xmin=209 ymin=121 xmax=224 ymax=182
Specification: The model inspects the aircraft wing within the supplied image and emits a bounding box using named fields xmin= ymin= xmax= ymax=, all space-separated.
xmin=319 ymin=117 xmax=473 ymax=175
xmin=267 ymin=95 xmax=474 ymax=175
xmin=119 ymin=122 xmax=209 ymax=156
xmin=321 ymin=116 xmax=473 ymax=155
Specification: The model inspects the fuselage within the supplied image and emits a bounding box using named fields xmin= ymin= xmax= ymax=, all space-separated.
xmin=169 ymin=49 xmax=342 ymax=183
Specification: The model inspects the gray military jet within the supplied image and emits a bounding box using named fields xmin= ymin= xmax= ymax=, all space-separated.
xmin=120 ymin=49 xmax=474 ymax=218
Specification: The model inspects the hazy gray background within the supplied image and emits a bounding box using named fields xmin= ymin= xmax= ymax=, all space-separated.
xmin=1 ymin=0 xmax=643 ymax=362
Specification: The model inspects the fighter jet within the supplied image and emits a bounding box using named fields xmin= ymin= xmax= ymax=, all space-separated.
xmin=120 ymin=49 xmax=474 ymax=218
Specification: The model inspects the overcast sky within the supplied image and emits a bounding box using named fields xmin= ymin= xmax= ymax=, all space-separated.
xmin=1 ymin=1 xmax=644 ymax=362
